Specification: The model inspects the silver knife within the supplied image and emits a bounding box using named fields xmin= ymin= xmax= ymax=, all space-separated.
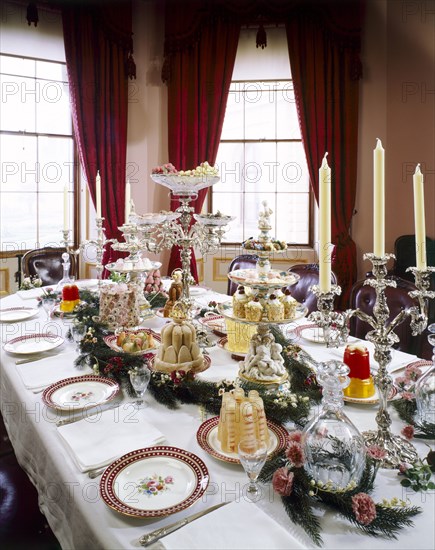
xmin=139 ymin=502 xmax=229 ymax=547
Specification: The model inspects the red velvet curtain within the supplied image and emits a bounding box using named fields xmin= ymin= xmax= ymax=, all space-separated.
xmin=286 ymin=2 xmax=365 ymax=308
xmin=163 ymin=7 xmax=240 ymax=280
xmin=62 ymin=2 xmax=133 ymax=268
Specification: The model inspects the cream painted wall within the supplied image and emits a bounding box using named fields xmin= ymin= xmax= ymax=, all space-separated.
xmin=354 ymin=0 xmax=435 ymax=279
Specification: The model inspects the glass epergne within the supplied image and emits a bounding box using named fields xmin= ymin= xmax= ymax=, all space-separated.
xmin=415 ymin=323 xmax=435 ymax=427
xmin=238 ymin=438 xmax=268 ymax=500
xmin=129 ymin=366 xmax=151 ymax=408
xmin=303 ymin=360 xmax=366 ymax=491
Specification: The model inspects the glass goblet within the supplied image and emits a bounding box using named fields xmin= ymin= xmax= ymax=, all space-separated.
xmin=129 ymin=366 xmax=151 ymax=408
xmin=41 ymin=297 xmax=56 ymax=322
xmin=70 ymin=322 xmax=87 ymax=352
xmin=238 ymin=438 xmax=268 ymax=500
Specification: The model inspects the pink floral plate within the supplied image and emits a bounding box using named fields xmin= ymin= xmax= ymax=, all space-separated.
xmin=103 ymin=328 xmax=161 ymax=356
xmin=198 ymin=314 xmax=227 ymax=337
xmin=100 ymin=446 xmax=209 ymax=518
xmin=42 ymin=375 xmax=120 ymax=411
xmin=196 ymin=416 xmax=288 ymax=464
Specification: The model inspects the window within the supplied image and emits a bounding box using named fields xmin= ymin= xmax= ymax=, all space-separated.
xmin=212 ymin=26 xmax=311 ymax=246
xmin=0 ymin=53 xmax=75 ymax=254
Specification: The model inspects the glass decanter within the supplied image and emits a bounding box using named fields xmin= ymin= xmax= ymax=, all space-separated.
xmin=303 ymin=360 xmax=366 ymax=491
xmin=55 ymin=252 xmax=74 ymax=293
xmin=415 ymin=323 xmax=435 ymax=427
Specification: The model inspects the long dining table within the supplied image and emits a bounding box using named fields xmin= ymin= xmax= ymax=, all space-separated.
xmin=0 ymin=281 xmax=434 ymax=550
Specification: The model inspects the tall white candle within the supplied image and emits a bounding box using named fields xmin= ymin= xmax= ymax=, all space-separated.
xmin=96 ymin=170 xmax=102 ymax=218
xmin=413 ymin=164 xmax=427 ymax=270
xmin=63 ymin=185 xmax=68 ymax=231
xmin=125 ymin=179 xmax=131 ymax=224
xmin=373 ymin=138 xmax=385 ymax=257
xmin=319 ymin=153 xmax=331 ymax=292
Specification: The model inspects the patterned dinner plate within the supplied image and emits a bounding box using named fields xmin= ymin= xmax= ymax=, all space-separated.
xmin=100 ymin=446 xmax=209 ymax=518
xmin=103 ymin=329 xmax=161 ymax=356
xmin=42 ymin=375 xmax=120 ymax=411
xmin=217 ymin=336 xmax=246 ymax=359
xmin=0 ymin=307 xmax=39 ymax=322
xmin=198 ymin=314 xmax=227 ymax=336
xmin=196 ymin=416 xmax=288 ymax=464
xmin=3 ymin=333 xmax=64 ymax=355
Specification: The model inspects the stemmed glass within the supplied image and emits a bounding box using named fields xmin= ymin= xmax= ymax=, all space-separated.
xmin=129 ymin=366 xmax=151 ymax=408
xmin=41 ymin=297 xmax=56 ymax=322
xmin=415 ymin=323 xmax=435 ymax=426
xmin=238 ymin=438 xmax=268 ymax=500
xmin=70 ymin=322 xmax=87 ymax=352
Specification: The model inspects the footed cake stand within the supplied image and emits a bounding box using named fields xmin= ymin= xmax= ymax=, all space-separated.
xmin=218 ymin=268 xmax=306 ymax=386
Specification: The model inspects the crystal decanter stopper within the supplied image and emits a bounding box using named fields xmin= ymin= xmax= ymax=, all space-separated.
xmin=303 ymin=360 xmax=366 ymax=491
xmin=55 ymin=252 xmax=74 ymax=293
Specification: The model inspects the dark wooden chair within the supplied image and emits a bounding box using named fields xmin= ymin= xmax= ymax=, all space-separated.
xmin=226 ymin=254 xmax=259 ymax=295
xmin=349 ymin=275 xmax=421 ymax=356
xmin=22 ymin=247 xmax=77 ymax=287
xmin=286 ymin=263 xmax=338 ymax=314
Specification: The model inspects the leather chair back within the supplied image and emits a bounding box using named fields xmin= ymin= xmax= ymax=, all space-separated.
xmin=226 ymin=254 xmax=259 ymax=295
xmin=286 ymin=263 xmax=338 ymax=314
xmin=349 ymin=275 xmax=420 ymax=355
xmin=22 ymin=247 xmax=77 ymax=287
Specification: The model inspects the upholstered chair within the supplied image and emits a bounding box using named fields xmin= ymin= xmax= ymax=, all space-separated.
xmin=226 ymin=254 xmax=259 ymax=295
xmin=22 ymin=247 xmax=77 ymax=287
xmin=286 ymin=263 xmax=338 ymax=314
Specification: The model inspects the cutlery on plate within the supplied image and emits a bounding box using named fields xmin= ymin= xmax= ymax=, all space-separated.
xmin=139 ymin=502 xmax=229 ymax=547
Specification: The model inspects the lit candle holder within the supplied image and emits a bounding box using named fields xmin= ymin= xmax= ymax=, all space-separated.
xmin=373 ymin=138 xmax=385 ymax=257
xmin=319 ymin=153 xmax=331 ymax=292
xmin=413 ymin=164 xmax=427 ymax=270
xmin=96 ymin=170 xmax=102 ymax=218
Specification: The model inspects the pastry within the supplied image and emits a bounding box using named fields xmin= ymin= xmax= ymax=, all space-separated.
xmin=266 ymin=293 xmax=284 ymax=321
xmin=245 ymin=298 xmax=263 ymax=321
xmin=154 ymin=319 xmax=204 ymax=373
xmin=232 ymin=286 xmax=250 ymax=318
xmin=281 ymin=289 xmax=298 ymax=319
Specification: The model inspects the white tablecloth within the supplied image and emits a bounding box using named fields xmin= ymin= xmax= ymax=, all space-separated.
xmin=0 ymin=286 xmax=433 ymax=550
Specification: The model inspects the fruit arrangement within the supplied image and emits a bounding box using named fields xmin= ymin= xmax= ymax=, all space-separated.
xmin=151 ymin=161 xmax=218 ymax=177
xmin=115 ymin=330 xmax=157 ymax=354
xmin=243 ymin=237 xmax=287 ymax=251
xmin=60 ymin=284 xmax=80 ymax=312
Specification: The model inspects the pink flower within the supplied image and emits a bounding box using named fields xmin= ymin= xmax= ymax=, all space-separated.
xmin=404 ymin=365 xmax=422 ymax=382
xmin=165 ymin=476 xmax=174 ymax=484
xmin=366 ymin=445 xmax=386 ymax=461
xmin=398 ymin=462 xmax=411 ymax=474
xmin=351 ymin=493 xmax=377 ymax=525
xmin=401 ymin=425 xmax=415 ymax=440
xmin=285 ymin=441 xmax=305 ymax=468
xmin=288 ymin=430 xmax=305 ymax=444
xmin=272 ymin=467 xmax=294 ymax=496
xmin=401 ymin=391 xmax=415 ymax=401
xmin=394 ymin=376 xmax=407 ymax=389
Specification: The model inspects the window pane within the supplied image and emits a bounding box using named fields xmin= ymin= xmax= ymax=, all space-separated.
xmin=1 ymin=192 xmax=37 ymax=250
xmin=0 ymin=55 xmax=35 ymax=77
xmin=39 ymin=136 xmax=74 ymax=191
xmin=276 ymin=84 xmax=301 ymax=140
xmin=39 ymin=192 xmax=65 ymax=246
xmin=212 ymin=192 xmax=244 ymax=242
xmin=244 ymin=83 xmax=275 ymax=140
xmin=277 ymin=142 xmax=310 ymax=193
xmin=215 ymin=143 xmax=244 ymax=193
xmin=36 ymin=60 xmax=66 ymax=82
xmin=0 ymin=134 xmax=37 ymax=192
xmin=0 ymin=74 xmax=36 ymax=132
xmin=244 ymin=193 xmax=276 ymax=241
xmin=36 ymin=80 xmax=71 ymax=134
xmin=244 ymin=142 xmax=276 ymax=193
xmin=276 ymin=193 xmax=309 ymax=244
xmin=220 ymin=90 xmax=244 ymax=140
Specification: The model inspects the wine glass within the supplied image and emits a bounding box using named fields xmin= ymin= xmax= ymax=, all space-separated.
xmin=41 ymin=297 xmax=56 ymax=322
xmin=238 ymin=438 xmax=268 ymax=500
xmin=129 ymin=366 xmax=151 ymax=408
xmin=70 ymin=322 xmax=87 ymax=352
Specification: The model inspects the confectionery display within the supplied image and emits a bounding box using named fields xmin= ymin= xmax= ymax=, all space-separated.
xmin=245 ymin=297 xmax=264 ymax=322
xmin=281 ymin=289 xmax=298 ymax=318
xmin=342 ymin=344 xmax=375 ymax=398
xmin=60 ymin=284 xmax=80 ymax=312
xmin=115 ymin=330 xmax=157 ymax=353
xmin=239 ymin=332 xmax=287 ymax=383
xmin=232 ymin=286 xmax=250 ymax=318
xmin=217 ymin=388 xmax=270 ymax=453
xmin=163 ymin=270 xmax=183 ymax=317
xmin=154 ymin=306 xmax=204 ymax=373
xmin=224 ymin=319 xmax=258 ymax=354
xmin=265 ymin=294 xmax=285 ymax=321
xmin=99 ymin=283 xmax=141 ymax=328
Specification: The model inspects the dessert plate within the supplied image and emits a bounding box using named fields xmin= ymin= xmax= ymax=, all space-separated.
xmin=217 ymin=336 xmax=246 ymax=359
xmin=196 ymin=416 xmax=288 ymax=464
xmin=189 ymin=286 xmax=209 ymax=296
xmin=100 ymin=446 xmax=209 ymax=518
xmin=0 ymin=307 xmax=39 ymax=322
xmin=3 ymin=333 xmax=64 ymax=355
xmin=198 ymin=314 xmax=227 ymax=336
xmin=103 ymin=329 xmax=161 ymax=356
xmin=298 ymin=325 xmax=325 ymax=344
xmin=42 ymin=375 xmax=120 ymax=411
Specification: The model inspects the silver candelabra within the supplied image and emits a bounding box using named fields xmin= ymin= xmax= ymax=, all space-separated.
xmin=310 ymin=252 xmax=435 ymax=468
xmin=80 ymin=217 xmax=117 ymax=290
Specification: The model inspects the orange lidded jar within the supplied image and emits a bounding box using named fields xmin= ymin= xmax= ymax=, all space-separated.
xmin=60 ymin=284 xmax=80 ymax=312
xmin=342 ymin=344 xmax=375 ymax=399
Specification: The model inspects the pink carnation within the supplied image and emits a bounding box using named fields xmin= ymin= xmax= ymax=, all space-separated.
xmin=366 ymin=445 xmax=386 ymax=461
xmin=351 ymin=492 xmax=377 ymax=525
xmin=404 ymin=365 xmax=422 ymax=382
xmin=401 ymin=425 xmax=415 ymax=440
xmin=398 ymin=462 xmax=411 ymax=474
xmin=288 ymin=430 xmax=305 ymax=444
xmin=272 ymin=467 xmax=294 ymax=496
xmin=285 ymin=441 xmax=305 ymax=468
xmin=401 ymin=391 xmax=415 ymax=401
xmin=394 ymin=376 xmax=407 ymax=389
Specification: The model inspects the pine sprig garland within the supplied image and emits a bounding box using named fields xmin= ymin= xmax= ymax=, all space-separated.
xmin=392 ymin=398 xmax=435 ymax=439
